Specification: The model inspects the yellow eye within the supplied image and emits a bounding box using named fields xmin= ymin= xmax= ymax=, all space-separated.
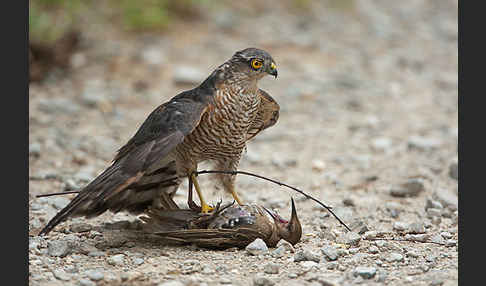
xmin=251 ymin=59 xmax=263 ymax=70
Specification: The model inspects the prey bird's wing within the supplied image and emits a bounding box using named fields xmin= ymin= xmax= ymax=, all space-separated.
xmin=39 ymin=89 xmax=214 ymax=236
xmin=150 ymin=228 xmax=263 ymax=249
xmin=246 ymin=89 xmax=280 ymax=141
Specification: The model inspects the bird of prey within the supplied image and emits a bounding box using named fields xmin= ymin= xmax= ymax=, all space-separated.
xmin=39 ymin=48 xmax=279 ymax=236
xmin=141 ymin=193 xmax=301 ymax=249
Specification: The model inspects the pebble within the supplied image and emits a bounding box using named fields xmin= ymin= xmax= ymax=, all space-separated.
xmin=430 ymin=234 xmax=445 ymax=245
xmin=85 ymin=269 xmax=104 ymax=281
xmin=445 ymin=239 xmax=457 ymax=247
xmin=407 ymin=135 xmax=442 ymax=151
xmin=407 ymin=251 xmax=419 ymax=258
xmin=427 ymin=208 xmax=443 ymax=218
xmin=387 ymin=253 xmax=404 ymax=262
xmin=371 ymin=137 xmax=393 ymax=151
xmin=70 ymin=223 xmax=92 ymax=233
xmin=349 ymin=220 xmax=368 ymax=234
xmin=300 ymin=261 xmax=318 ymax=271
xmin=407 ymin=222 xmax=426 ymax=234
xmin=449 ymin=162 xmax=458 ymax=180
xmin=158 ymin=281 xmax=185 ymax=286
xmin=263 ymin=263 xmax=279 ymax=274
xmin=271 ymin=246 xmax=285 ymax=258
xmin=336 ymin=231 xmax=361 ymax=246
xmin=368 ymin=246 xmax=379 ymax=254
xmin=390 ymin=178 xmax=425 ymax=197
xmin=293 ymin=250 xmax=321 ymax=263
xmin=107 ymin=254 xmax=125 ymax=266
xmin=79 ymin=278 xmax=96 ymax=286
xmin=353 ymin=266 xmax=377 ymax=279
xmin=132 ymin=257 xmax=144 ymax=265
xmin=425 ymin=199 xmax=443 ymax=210
xmin=29 ymin=142 xmax=41 ymax=157
xmin=311 ymin=159 xmax=326 ymax=172
xmin=52 ymin=269 xmax=71 ymax=281
xmin=47 ymin=240 xmax=71 ymax=257
xmin=253 ymin=276 xmax=275 ymax=286
xmin=433 ymin=189 xmax=458 ymax=211
xmin=246 ymin=238 xmax=269 ymax=256
xmin=173 ymin=66 xmax=205 ymax=85
xmin=321 ymin=246 xmax=339 ymax=261
xmin=393 ymin=222 xmax=407 ymax=232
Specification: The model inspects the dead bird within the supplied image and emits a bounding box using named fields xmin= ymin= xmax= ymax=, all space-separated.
xmin=140 ymin=195 xmax=301 ymax=249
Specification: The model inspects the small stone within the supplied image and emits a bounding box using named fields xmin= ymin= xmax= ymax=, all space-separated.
xmin=271 ymin=246 xmax=285 ymax=258
xmin=52 ymin=269 xmax=71 ymax=281
xmin=321 ymin=246 xmax=339 ymax=261
xmin=371 ymin=137 xmax=392 ymax=151
xmin=425 ymin=199 xmax=443 ymax=210
xmin=158 ymin=281 xmax=185 ymax=286
xmin=405 ymin=234 xmax=430 ymax=242
xmin=132 ymin=258 xmax=144 ymax=265
xmin=449 ymin=162 xmax=458 ymax=180
xmin=445 ymin=239 xmax=457 ymax=247
xmin=349 ymin=220 xmax=369 ymax=234
xmin=79 ymin=278 xmax=96 ymax=286
xmin=88 ymin=251 xmax=105 ymax=257
xmin=288 ymin=273 xmax=298 ymax=279
xmin=390 ymin=178 xmax=425 ymax=197
xmin=368 ymin=246 xmax=379 ymax=254
xmin=107 ymin=254 xmax=125 ymax=266
xmin=407 ymin=251 xmax=419 ymax=258
xmin=70 ymin=223 xmax=92 ymax=233
xmin=29 ymin=142 xmax=41 ymax=157
xmin=433 ymin=189 xmax=458 ymax=211
xmin=47 ymin=240 xmax=71 ymax=257
xmin=336 ymin=231 xmax=361 ymax=246
xmin=425 ymin=254 xmax=437 ymax=263
xmin=393 ymin=222 xmax=407 ymax=232
xmin=246 ymin=238 xmax=269 ymax=256
xmin=387 ymin=253 xmax=404 ymax=262
xmin=353 ymin=266 xmax=377 ymax=279
xmin=430 ymin=234 xmax=445 ymax=245
xmin=407 ymin=222 xmax=426 ymax=234
xmin=300 ymin=261 xmax=318 ymax=271
xmin=293 ymin=250 xmax=320 ymax=263
xmin=311 ymin=159 xmax=326 ymax=172
xmin=427 ymin=208 xmax=443 ymax=218
xmin=342 ymin=198 xmax=355 ymax=207
xmin=253 ymin=276 xmax=275 ymax=286
xmin=85 ymin=269 xmax=104 ymax=281
xmin=408 ymin=136 xmax=442 ymax=151
xmin=263 ymin=263 xmax=279 ymax=274
xmin=326 ymin=261 xmax=338 ymax=270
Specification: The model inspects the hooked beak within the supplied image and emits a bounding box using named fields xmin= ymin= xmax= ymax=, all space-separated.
xmin=268 ymin=62 xmax=278 ymax=78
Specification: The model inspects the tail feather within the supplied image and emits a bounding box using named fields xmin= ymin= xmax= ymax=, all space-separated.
xmin=38 ymin=161 xmax=181 ymax=236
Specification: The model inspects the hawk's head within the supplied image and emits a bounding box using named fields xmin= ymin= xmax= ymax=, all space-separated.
xmin=229 ymin=48 xmax=278 ymax=80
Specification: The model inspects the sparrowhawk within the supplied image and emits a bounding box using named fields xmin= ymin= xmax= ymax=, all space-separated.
xmin=39 ymin=48 xmax=279 ymax=236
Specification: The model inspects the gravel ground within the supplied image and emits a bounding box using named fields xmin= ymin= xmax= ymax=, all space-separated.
xmin=29 ymin=1 xmax=458 ymax=285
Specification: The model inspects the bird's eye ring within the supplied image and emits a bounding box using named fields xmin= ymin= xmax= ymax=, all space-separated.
xmin=251 ymin=59 xmax=263 ymax=70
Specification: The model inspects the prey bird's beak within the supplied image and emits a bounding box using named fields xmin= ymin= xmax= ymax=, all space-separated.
xmin=286 ymin=198 xmax=302 ymax=245
xmin=268 ymin=62 xmax=278 ymax=78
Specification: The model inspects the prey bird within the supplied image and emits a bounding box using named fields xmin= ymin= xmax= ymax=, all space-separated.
xmin=39 ymin=48 xmax=279 ymax=236
xmin=141 ymin=193 xmax=301 ymax=249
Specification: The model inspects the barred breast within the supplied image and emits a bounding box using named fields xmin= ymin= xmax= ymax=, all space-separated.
xmin=173 ymin=86 xmax=261 ymax=169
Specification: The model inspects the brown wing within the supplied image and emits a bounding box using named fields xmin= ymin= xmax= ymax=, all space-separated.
xmin=39 ymin=87 xmax=215 ymax=236
xmin=246 ymin=89 xmax=280 ymax=141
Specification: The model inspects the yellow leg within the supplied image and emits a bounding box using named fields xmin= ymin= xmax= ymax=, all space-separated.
xmin=230 ymin=186 xmax=244 ymax=205
xmin=191 ymin=173 xmax=214 ymax=213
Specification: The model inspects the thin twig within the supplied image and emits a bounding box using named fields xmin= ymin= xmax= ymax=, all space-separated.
xmin=193 ymin=169 xmax=352 ymax=232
